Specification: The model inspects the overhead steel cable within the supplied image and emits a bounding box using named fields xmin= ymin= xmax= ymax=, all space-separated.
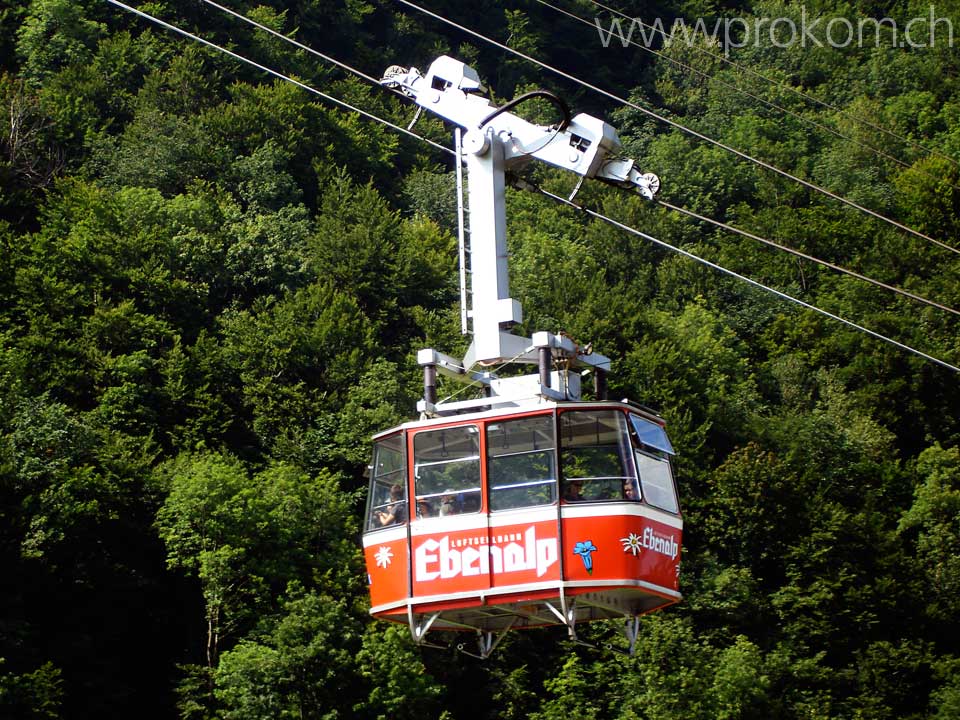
xmin=106 ymin=1 xmax=959 ymax=374
xmin=391 ymin=0 xmax=960 ymax=257
xmin=532 ymin=0 xmax=960 ymax=194
xmin=195 ymin=0 xmax=959 ymax=319
xmin=528 ymin=184 xmax=960 ymax=374
xmin=656 ymin=199 xmax=960 ymax=316
xmin=104 ymin=0 xmax=451 ymax=156
xmin=195 ymin=0 xmax=407 ymax=100
xmin=585 ymin=0 xmax=960 ymax=170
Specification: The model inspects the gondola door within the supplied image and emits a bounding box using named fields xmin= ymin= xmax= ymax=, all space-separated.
xmin=407 ymin=421 xmax=491 ymax=611
xmin=484 ymin=413 xmax=562 ymax=604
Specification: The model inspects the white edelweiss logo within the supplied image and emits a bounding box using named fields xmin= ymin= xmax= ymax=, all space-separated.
xmin=621 ymin=533 xmax=643 ymax=556
xmin=374 ymin=545 xmax=394 ymax=569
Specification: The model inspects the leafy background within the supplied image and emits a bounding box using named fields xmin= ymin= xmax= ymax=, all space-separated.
xmin=1 ymin=0 xmax=959 ymax=717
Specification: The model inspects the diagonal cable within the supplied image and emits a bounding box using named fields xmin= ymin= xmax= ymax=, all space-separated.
xmin=196 ymin=0 xmax=959 ymax=319
xmin=105 ymin=0 xmax=451 ymax=155
xmin=585 ymin=0 xmax=960 ymax=170
xmin=532 ymin=0 xmax=960 ymax=194
xmin=196 ymin=0 xmax=406 ymax=98
xmin=391 ymin=0 xmax=960 ymax=256
xmin=529 ymin=185 xmax=960 ymax=373
xmin=656 ymin=200 xmax=960 ymax=316
xmin=107 ymin=0 xmax=959 ymax=374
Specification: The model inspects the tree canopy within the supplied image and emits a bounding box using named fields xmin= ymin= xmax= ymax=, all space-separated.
xmin=1 ymin=0 xmax=959 ymax=717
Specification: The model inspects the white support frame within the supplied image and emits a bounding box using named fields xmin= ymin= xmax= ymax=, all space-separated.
xmin=385 ymin=57 xmax=648 ymax=412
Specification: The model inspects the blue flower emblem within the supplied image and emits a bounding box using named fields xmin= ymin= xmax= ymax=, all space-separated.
xmin=573 ymin=540 xmax=598 ymax=574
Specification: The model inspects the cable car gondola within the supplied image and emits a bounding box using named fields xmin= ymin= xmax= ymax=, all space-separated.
xmin=361 ymin=56 xmax=680 ymax=655
xmin=363 ymin=399 xmax=681 ymax=653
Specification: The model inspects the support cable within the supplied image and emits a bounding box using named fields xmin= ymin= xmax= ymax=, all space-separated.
xmin=392 ymin=0 xmax=960 ymax=256
xmin=196 ymin=0 xmax=410 ymax=102
xmin=106 ymin=0 xmax=960 ymax=374
xmin=529 ymin=185 xmax=960 ymax=374
xmin=532 ymin=0 xmax=960 ymax=193
xmin=193 ymin=0 xmax=959 ymax=318
xmin=105 ymin=0 xmax=451 ymax=155
xmin=585 ymin=0 xmax=960 ymax=170
xmin=656 ymin=200 xmax=960 ymax=316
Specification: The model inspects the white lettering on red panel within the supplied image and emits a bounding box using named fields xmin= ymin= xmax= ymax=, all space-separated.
xmin=415 ymin=526 xmax=558 ymax=581
xmin=620 ymin=528 xmax=679 ymax=559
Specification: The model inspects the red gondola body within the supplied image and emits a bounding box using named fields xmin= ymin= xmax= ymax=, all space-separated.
xmin=362 ymin=401 xmax=681 ymax=639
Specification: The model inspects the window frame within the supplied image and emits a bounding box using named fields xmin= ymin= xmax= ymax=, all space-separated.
xmin=558 ymin=408 xmax=635 ymax=502
xmin=365 ymin=431 xmax=407 ymax=531
xmin=486 ymin=413 xmax=557 ymax=512
xmin=628 ymin=413 xmax=680 ymax=514
xmin=412 ymin=424 xmax=482 ymax=519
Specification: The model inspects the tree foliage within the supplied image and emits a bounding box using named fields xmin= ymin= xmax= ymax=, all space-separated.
xmin=0 ymin=0 xmax=958 ymax=717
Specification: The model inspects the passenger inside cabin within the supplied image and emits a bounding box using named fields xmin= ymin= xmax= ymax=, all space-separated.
xmin=374 ymin=483 xmax=407 ymax=526
xmin=416 ymin=498 xmax=433 ymax=518
xmin=623 ymin=479 xmax=639 ymax=501
xmin=563 ymin=479 xmax=585 ymax=502
xmin=439 ymin=493 xmax=459 ymax=516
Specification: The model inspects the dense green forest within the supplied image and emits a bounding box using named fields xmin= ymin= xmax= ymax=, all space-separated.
xmin=2 ymin=0 xmax=960 ymax=717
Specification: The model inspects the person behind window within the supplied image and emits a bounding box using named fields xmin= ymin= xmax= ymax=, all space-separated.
xmin=416 ymin=498 xmax=433 ymax=518
xmin=439 ymin=493 xmax=459 ymax=516
xmin=563 ymin=479 xmax=585 ymax=502
xmin=375 ymin=483 xmax=407 ymax=526
xmin=623 ymin=479 xmax=639 ymax=501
